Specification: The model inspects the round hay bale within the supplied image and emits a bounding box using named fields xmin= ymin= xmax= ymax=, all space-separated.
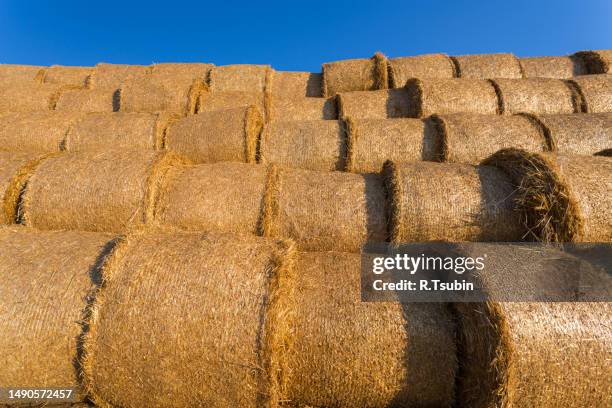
xmin=65 ymin=112 xmax=160 ymax=151
xmin=571 ymin=74 xmax=612 ymax=113
xmin=338 ymin=88 xmax=412 ymax=120
xmin=268 ymin=95 xmax=337 ymax=121
xmin=198 ymin=90 xmax=265 ymax=114
xmin=155 ymin=162 xmax=267 ymax=234
xmin=91 ymin=63 xmax=151 ymax=89
xmin=262 ymin=165 xmax=387 ymax=252
xmin=0 ymin=151 xmax=46 ymax=224
xmin=322 ymin=52 xmax=388 ymax=97
xmin=260 ymin=120 xmax=346 ymax=171
xmin=535 ymin=112 xmax=612 ymax=155
xmin=42 ymin=65 xmax=94 ymax=87
xmin=492 ymin=78 xmax=580 ymax=114
xmin=270 ymin=71 xmax=322 ymax=97
xmin=519 ymin=56 xmax=588 ymax=79
xmin=54 ymin=88 xmax=118 ymax=112
xmin=167 ymin=106 xmax=262 ymax=164
xmin=22 ymin=150 xmax=185 ymax=232
xmin=209 ymin=64 xmax=271 ymax=92
xmin=0 ymin=111 xmax=83 ymax=153
xmin=434 ymin=113 xmax=548 ymax=164
xmin=573 ymin=49 xmax=612 ymax=74
xmin=288 ymin=251 xmax=457 ymax=407
xmin=150 ymin=62 xmax=212 ymax=80
xmin=404 ymin=78 xmax=499 ymax=117
xmin=0 ymin=83 xmax=71 ymax=112
xmin=452 ymin=53 xmax=523 ymax=79
xmin=346 ymin=117 xmax=441 ymax=173
xmin=0 ymin=64 xmax=43 ymax=86
xmin=484 ymin=149 xmax=612 ymax=242
xmin=388 ymin=53 xmax=456 ymax=88
xmin=0 ymin=226 xmax=116 ymax=402
xmin=120 ymin=77 xmax=206 ymax=114
xmin=383 ymin=160 xmax=522 ymax=242
xmin=80 ymin=230 xmax=296 ymax=408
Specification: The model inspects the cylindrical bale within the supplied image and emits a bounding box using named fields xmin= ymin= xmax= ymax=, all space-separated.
xmin=520 ymin=56 xmax=588 ymax=79
xmin=434 ymin=113 xmax=548 ymax=164
xmin=209 ymin=64 xmax=271 ymax=92
xmin=536 ymin=112 xmax=612 ymax=155
xmin=22 ymin=150 xmax=183 ymax=232
xmin=454 ymin=245 xmax=611 ymax=408
xmin=263 ymin=166 xmax=388 ymax=252
xmin=155 ymin=162 xmax=266 ymax=234
xmin=492 ymin=78 xmax=579 ymax=115
xmin=42 ymin=65 xmax=94 ymax=87
xmin=0 ymin=226 xmax=116 ymax=402
xmin=573 ymin=49 xmax=612 ymax=74
xmin=288 ymin=251 xmax=457 ymax=408
xmin=270 ymin=71 xmax=323 ymax=97
xmin=0 ymin=152 xmax=44 ymax=224
xmin=150 ymin=62 xmax=212 ymax=80
xmin=322 ymin=52 xmax=388 ymax=97
xmin=198 ymin=91 xmax=265 ymax=114
xmin=81 ymin=231 xmax=295 ymax=408
xmin=120 ymin=77 xmax=206 ymax=114
xmin=452 ymin=53 xmax=523 ymax=79
xmin=91 ymin=63 xmax=151 ymax=89
xmin=0 ymin=111 xmax=83 ymax=153
xmin=404 ymin=78 xmax=499 ymax=117
xmin=65 ymin=112 xmax=160 ymax=151
xmin=54 ymin=88 xmax=118 ymax=112
xmin=388 ymin=53 xmax=455 ymax=88
xmin=383 ymin=160 xmax=522 ymax=242
xmin=0 ymin=83 xmax=69 ymax=112
xmin=338 ymin=88 xmax=412 ymax=120
xmin=166 ymin=106 xmax=262 ymax=164
xmin=0 ymin=64 xmax=43 ymax=86
xmin=346 ymin=118 xmax=441 ymax=173
xmin=571 ymin=74 xmax=612 ymax=113
xmin=484 ymin=149 xmax=612 ymax=242
xmin=260 ymin=120 xmax=346 ymax=171
xmin=268 ymin=96 xmax=337 ymax=121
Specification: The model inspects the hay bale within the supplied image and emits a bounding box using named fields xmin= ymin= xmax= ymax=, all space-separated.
xmin=260 ymin=120 xmax=346 ymax=171
xmin=404 ymin=78 xmax=499 ymax=117
xmin=0 ymin=111 xmax=82 ymax=153
xmin=434 ymin=113 xmax=548 ymax=164
xmin=535 ymin=112 xmax=612 ymax=155
xmin=337 ymin=88 xmax=412 ymax=119
xmin=0 ymin=226 xmax=116 ymax=402
xmin=484 ymin=149 xmax=612 ymax=242
xmin=65 ymin=112 xmax=160 ymax=151
xmin=288 ymin=251 xmax=456 ymax=407
xmin=520 ymin=56 xmax=588 ymax=78
xmin=383 ymin=160 xmax=522 ymax=242
xmin=263 ymin=166 xmax=387 ymax=252
xmin=492 ymin=78 xmax=580 ymax=114
xmin=120 ymin=76 xmax=206 ymax=114
xmin=454 ymin=244 xmax=611 ymax=408
xmin=573 ymin=49 xmax=612 ymax=74
xmin=0 ymin=64 xmax=43 ymax=86
xmin=388 ymin=53 xmax=455 ymax=88
xmin=452 ymin=53 xmax=523 ymax=79
xmin=270 ymin=71 xmax=322 ymax=97
xmin=571 ymin=74 xmax=612 ymax=113
xmin=198 ymin=90 xmax=265 ymax=114
xmin=151 ymin=62 xmax=212 ymax=79
xmin=346 ymin=118 xmax=441 ymax=173
xmin=268 ymin=96 xmax=337 ymax=121
xmin=22 ymin=150 xmax=184 ymax=232
xmin=91 ymin=63 xmax=151 ymax=88
xmin=209 ymin=64 xmax=271 ymax=92
xmin=0 ymin=83 xmax=70 ymax=112
xmin=0 ymin=152 xmax=45 ymax=224
xmin=54 ymin=88 xmax=118 ymax=112
xmin=80 ymin=230 xmax=295 ymax=408
xmin=42 ymin=65 xmax=94 ymax=87
xmin=322 ymin=52 xmax=388 ymax=97
xmin=155 ymin=162 xmax=267 ymax=234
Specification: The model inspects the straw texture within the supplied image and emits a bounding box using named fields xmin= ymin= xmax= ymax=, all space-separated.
xmin=383 ymin=161 xmax=522 ymax=242
xmin=91 ymin=63 xmax=151 ymax=88
xmin=0 ymin=83 xmax=69 ymax=112
xmin=269 ymin=71 xmax=322 ymax=97
xmin=0 ymin=111 xmax=82 ymax=153
xmin=571 ymin=74 xmax=612 ymax=113
xmin=288 ymin=251 xmax=457 ymax=407
xmin=535 ymin=112 xmax=612 ymax=155
xmin=322 ymin=53 xmax=388 ymax=97
xmin=574 ymin=50 xmax=612 ymax=74
xmin=198 ymin=91 xmax=265 ymax=113
xmin=155 ymin=162 xmax=267 ymax=234
xmin=81 ymin=231 xmax=296 ymax=408
xmin=0 ymin=152 xmax=43 ymax=224
xmin=42 ymin=65 xmax=94 ymax=87
xmin=452 ymin=53 xmax=523 ymax=79
xmin=388 ymin=53 xmax=455 ymax=87
xmin=54 ymin=88 xmax=118 ymax=112
xmin=492 ymin=78 xmax=580 ymax=114
xmin=260 ymin=120 xmax=346 ymax=171
xmin=0 ymin=64 xmax=43 ymax=86
xmin=338 ymin=88 xmax=412 ymax=119
xmin=209 ymin=64 xmax=270 ymax=92
xmin=520 ymin=56 xmax=588 ymax=78
xmin=268 ymin=96 xmax=337 ymax=121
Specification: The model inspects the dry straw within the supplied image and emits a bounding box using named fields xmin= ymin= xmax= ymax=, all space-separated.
xmin=262 ymin=165 xmax=387 ymax=252
xmin=259 ymin=120 xmax=347 ymax=171
xmin=383 ymin=160 xmax=523 ymax=242
xmin=484 ymin=149 xmax=612 ymax=242
xmin=434 ymin=113 xmax=549 ymax=164
xmin=346 ymin=117 xmax=442 ymax=172
xmin=0 ymin=152 xmax=47 ymax=224
xmin=54 ymin=88 xmax=118 ymax=112
xmin=491 ymin=78 xmax=581 ymax=114
xmin=155 ymin=162 xmax=267 ymax=235
xmin=209 ymin=64 xmax=271 ymax=92
xmin=322 ymin=52 xmax=388 ymax=97
xmin=91 ymin=63 xmax=151 ymax=89
xmin=451 ymin=53 xmax=523 ymax=79
xmin=0 ymin=83 xmax=78 ymax=112
xmin=337 ymin=88 xmax=413 ymax=119
xmin=198 ymin=90 xmax=265 ymax=114
xmin=0 ymin=64 xmax=43 ymax=86
xmin=0 ymin=226 xmax=116 ymax=402
xmin=519 ymin=55 xmax=588 ymax=78
xmin=288 ymin=251 xmax=457 ymax=407
xmin=535 ymin=112 xmax=612 ymax=155
xmin=404 ymin=78 xmax=499 ymax=117
xmin=0 ymin=111 xmax=82 ymax=153
xmin=573 ymin=50 xmax=612 ymax=74
xmin=268 ymin=95 xmax=337 ymax=121
xmin=166 ymin=106 xmax=263 ymax=164
xmin=388 ymin=53 xmax=455 ymax=88
xmin=41 ymin=65 xmax=94 ymax=87
xmin=80 ymin=230 xmax=296 ymax=408
xmin=269 ymin=71 xmax=323 ymax=97
xmin=571 ymin=74 xmax=612 ymax=113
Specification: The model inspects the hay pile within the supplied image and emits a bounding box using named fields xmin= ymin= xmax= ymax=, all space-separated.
xmin=451 ymin=53 xmax=523 ymax=78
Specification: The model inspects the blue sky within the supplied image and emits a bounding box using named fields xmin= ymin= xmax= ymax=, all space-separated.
xmin=0 ymin=0 xmax=610 ymax=71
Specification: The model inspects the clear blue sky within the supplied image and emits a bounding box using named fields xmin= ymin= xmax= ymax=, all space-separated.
xmin=1 ymin=0 xmax=610 ymax=72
